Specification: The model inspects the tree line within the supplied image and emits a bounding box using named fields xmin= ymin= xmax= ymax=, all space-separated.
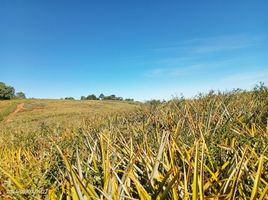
xmin=79 ymin=94 xmax=134 ymax=101
xmin=64 ymin=94 xmax=135 ymax=101
xmin=0 ymin=82 xmax=26 ymax=100
xmin=1 ymin=81 xmax=136 ymax=102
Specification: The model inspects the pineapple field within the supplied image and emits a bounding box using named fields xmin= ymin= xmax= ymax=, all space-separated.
xmin=0 ymin=85 xmax=268 ymax=199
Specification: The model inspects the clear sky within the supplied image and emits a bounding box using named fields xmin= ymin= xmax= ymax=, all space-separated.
xmin=1 ymin=0 xmax=268 ymax=101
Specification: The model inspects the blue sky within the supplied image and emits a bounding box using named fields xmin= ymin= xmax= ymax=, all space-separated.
xmin=1 ymin=0 xmax=268 ymax=101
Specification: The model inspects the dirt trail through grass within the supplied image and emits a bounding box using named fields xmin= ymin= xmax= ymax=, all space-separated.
xmin=5 ymin=103 xmax=24 ymax=123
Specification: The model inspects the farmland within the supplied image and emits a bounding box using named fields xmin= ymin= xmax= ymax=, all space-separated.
xmin=0 ymin=86 xmax=268 ymax=199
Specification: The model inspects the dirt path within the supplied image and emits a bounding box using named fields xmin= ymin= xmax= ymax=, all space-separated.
xmin=5 ymin=103 xmax=25 ymax=123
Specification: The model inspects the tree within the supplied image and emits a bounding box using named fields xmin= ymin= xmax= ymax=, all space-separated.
xmin=102 ymin=94 xmax=124 ymax=101
xmin=99 ymin=93 xmax=105 ymax=100
xmin=117 ymin=97 xmax=123 ymax=101
xmin=81 ymin=96 xmax=86 ymax=100
xmin=125 ymin=98 xmax=134 ymax=102
xmin=65 ymin=97 xmax=75 ymax=100
xmin=0 ymin=82 xmax=15 ymax=100
xmin=16 ymin=92 xmax=26 ymax=99
xmin=103 ymin=95 xmax=114 ymax=100
xmin=110 ymin=94 xmax=116 ymax=100
xmin=86 ymin=94 xmax=98 ymax=100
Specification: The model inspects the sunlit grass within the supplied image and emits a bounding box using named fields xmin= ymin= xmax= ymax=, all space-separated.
xmin=0 ymin=101 xmax=18 ymax=121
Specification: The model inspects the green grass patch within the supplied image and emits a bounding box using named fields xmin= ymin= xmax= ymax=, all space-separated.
xmin=0 ymin=102 xmax=18 ymax=121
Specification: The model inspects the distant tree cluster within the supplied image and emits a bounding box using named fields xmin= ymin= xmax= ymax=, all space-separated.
xmin=0 ymin=82 xmax=26 ymax=100
xmin=64 ymin=97 xmax=75 ymax=100
xmin=80 ymin=93 xmax=134 ymax=101
xmin=81 ymin=94 xmax=98 ymax=100
xmin=16 ymin=92 xmax=26 ymax=99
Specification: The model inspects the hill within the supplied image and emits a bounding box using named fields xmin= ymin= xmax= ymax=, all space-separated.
xmin=0 ymin=99 xmax=138 ymax=129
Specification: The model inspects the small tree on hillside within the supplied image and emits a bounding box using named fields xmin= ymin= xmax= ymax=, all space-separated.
xmin=99 ymin=93 xmax=105 ymax=100
xmin=65 ymin=97 xmax=75 ymax=100
xmin=16 ymin=92 xmax=26 ymax=99
xmin=86 ymin=94 xmax=98 ymax=100
xmin=81 ymin=96 xmax=86 ymax=100
xmin=125 ymin=98 xmax=134 ymax=102
xmin=117 ymin=97 xmax=123 ymax=101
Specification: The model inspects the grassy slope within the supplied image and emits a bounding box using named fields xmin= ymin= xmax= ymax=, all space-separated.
xmin=0 ymin=99 xmax=138 ymax=129
xmin=0 ymin=102 xmax=18 ymax=121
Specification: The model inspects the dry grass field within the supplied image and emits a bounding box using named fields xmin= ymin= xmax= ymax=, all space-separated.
xmin=0 ymin=86 xmax=268 ymax=199
xmin=0 ymin=99 xmax=137 ymax=129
